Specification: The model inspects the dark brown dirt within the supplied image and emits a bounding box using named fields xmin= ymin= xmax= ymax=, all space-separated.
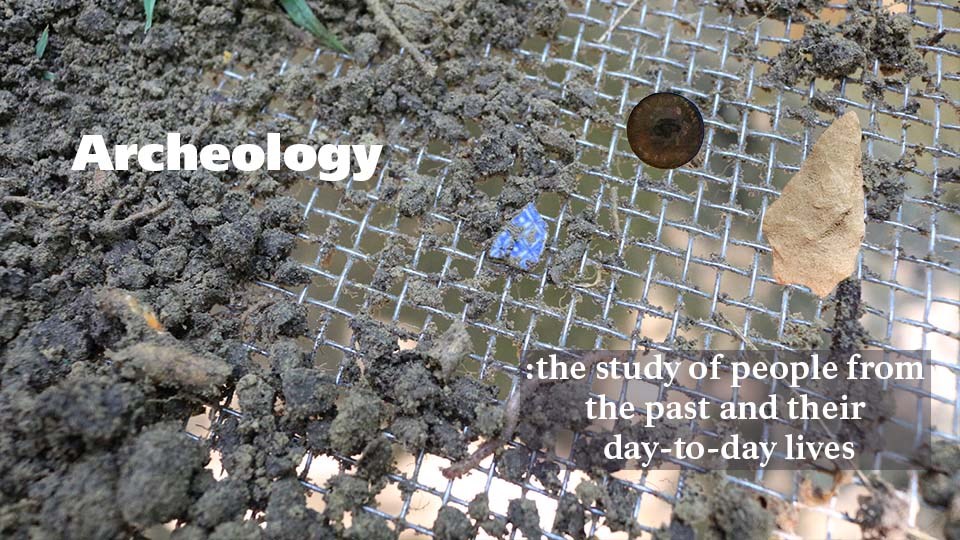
xmin=715 ymin=0 xmax=828 ymax=21
xmin=654 ymin=472 xmax=775 ymax=540
xmin=863 ymin=156 xmax=908 ymax=221
xmin=810 ymin=278 xmax=895 ymax=455
xmin=763 ymin=0 xmax=924 ymax=88
xmin=918 ymin=441 xmax=960 ymax=507
xmin=433 ymin=505 xmax=475 ymax=540
xmin=553 ymin=492 xmax=587 ymax=539
xmin=0 ymin=0 xmax=574 ymax=536
xmin=507 ymin=498 xmax=541 ymax=539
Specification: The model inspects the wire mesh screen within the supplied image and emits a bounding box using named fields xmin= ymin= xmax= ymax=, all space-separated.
xmin=193 ymin=0 xmax=960 ymax=537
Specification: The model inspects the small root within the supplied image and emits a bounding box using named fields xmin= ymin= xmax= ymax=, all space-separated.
xmin=609 ymin=186 xmax=621 ymax=237
xmin=365 ymin=0 xmax=437 ymax=77
xmin=600 ymin=0 xmax=641 ymax=42
xmin=94 ymin=199 xmax=172 ymax=235
xmin=190 ymin=103 xmax=220 ymax=145
xmin=442 ymin=437 xmax=505 ymax=479
xmin=442 ymin=352 xmax=614 ymax=479
xmin=443 ymin=363 xmax=541 ymax=479
xmin=2 ymin=195 xmax=54 ymax=210
xmin=119 ymin=200 xmax=171 ymax=224
xmin=573 ymin=263 xmax=604 ymax=288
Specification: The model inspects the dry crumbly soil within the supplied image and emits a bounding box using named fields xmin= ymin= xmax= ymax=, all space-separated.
xmin=0 ymin=0 xmax=942 ymax=538
xmin=0 ymin=0 xmax=580 ymax=537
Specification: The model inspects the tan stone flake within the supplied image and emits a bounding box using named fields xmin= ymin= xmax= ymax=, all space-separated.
xmin=763 ymin=111 xmax=865 ymax=298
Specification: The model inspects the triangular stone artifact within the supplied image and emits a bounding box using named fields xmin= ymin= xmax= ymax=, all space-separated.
xmin=763 ymin=111 xmax=865 ymax=298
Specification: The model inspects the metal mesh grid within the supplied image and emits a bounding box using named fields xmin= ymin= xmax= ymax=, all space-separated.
xmin=191 ymin=0 xmax=960 ymax=537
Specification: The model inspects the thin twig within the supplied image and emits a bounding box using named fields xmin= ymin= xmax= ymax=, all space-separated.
xmin=442 ymin=352 xmax=614 ymax=479
xmin=600 ymin=0 xmax=641 ymax=42
xmin=190 ymin=103 xmax=219 ymax=146
xmin=95 ymin=200 xmax=172 ymax=235
xmin=712 ymin=313 xmax=871 ymax=486
xmin=365 ymin=0 xmax=437 ymax=77
xmin=442 ymin=374 xmax=534 ymax=479
xmin=114 ymin=200 xmax=172 ymax=227
xmin=609 ymin=186 xmax=621 ymax=237
xmin=2 ymin=195 xmax=54 ymax=210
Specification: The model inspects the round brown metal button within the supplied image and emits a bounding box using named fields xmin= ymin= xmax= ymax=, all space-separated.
xmin=626 ymin=92 xmax=704 ymax=169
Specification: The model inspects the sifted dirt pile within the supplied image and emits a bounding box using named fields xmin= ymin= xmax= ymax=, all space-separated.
xmin=0 ymin=0 xmax=579 ymax=537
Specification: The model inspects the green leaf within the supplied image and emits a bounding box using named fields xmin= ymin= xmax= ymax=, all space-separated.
xmin=144 ymin=0 xmax=156 ymax=32
xmin=278 ymin=0 xmax=348 ymax=54
xmin=35 ymin=25 xmax=49 ymax=59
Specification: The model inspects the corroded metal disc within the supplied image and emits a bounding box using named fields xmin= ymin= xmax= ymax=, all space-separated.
xmin=626 ymin=92 xmax=704 ymax=169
